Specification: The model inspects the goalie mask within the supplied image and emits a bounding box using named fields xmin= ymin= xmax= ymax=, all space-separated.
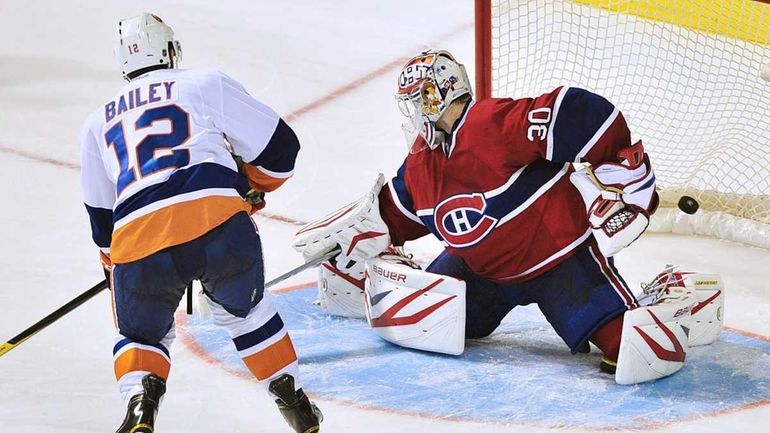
xmin=396 ymin=50 xmax=472 ymax=153
xmin=115 ymin=13 xmax=182 ymax=81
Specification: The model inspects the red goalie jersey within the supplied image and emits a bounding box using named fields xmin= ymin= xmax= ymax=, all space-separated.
xmin=379 ymin=86 xmax=651 ymax=283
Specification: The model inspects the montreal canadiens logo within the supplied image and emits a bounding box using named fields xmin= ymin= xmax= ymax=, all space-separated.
xmin=434 ymin=193 xmax=498 ymax=248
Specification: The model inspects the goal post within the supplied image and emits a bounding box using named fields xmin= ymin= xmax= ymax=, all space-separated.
xmin=475 ymin=0 xmax=493 ymax=100
xmin=474 ymin=0 xmax=770 ymax=249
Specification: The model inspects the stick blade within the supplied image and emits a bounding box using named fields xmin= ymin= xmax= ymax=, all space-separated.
xmin=0 ymin=341 xmax=16 ymax=358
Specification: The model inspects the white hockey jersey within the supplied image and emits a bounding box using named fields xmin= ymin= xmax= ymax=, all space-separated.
xmin=81 ymin=68 xmax=299 ymax=264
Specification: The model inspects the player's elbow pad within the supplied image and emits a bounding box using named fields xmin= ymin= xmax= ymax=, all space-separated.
xmin=241 ymin=119 xmax=300 ymax=192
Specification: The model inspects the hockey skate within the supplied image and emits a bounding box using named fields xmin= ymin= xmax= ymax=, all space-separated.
xmin=115 ymin=374 xmax=166 ymax=433
xmin=269 ymin=374 xmax=323 ymax=433
xmin=599 ymin=357 xmax=617 ymax=374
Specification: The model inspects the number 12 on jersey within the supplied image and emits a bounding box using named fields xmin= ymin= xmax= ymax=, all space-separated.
xmin=105 ymin=104 xmax=191 ymax=195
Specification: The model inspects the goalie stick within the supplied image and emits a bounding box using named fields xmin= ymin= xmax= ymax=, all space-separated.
xmin=0 ymin=246 xmax=341 ymax=358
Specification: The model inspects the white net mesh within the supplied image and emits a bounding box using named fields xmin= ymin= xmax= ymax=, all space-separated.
xmin=488 ymin=0 xmax=770 ymax=245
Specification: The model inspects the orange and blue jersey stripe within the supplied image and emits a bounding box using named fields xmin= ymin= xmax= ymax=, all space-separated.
xmin=107 ymin=162 xmax=251 ymax=263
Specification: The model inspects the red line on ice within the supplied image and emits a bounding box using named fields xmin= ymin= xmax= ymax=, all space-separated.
xmin=0 ymin=144 xmax=79 ymax=169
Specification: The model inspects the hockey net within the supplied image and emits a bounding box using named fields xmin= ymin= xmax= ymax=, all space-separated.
xmin=475 ymin=0 xmax=770 ymax=249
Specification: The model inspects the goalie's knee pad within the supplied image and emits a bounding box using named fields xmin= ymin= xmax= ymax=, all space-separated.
xmin=364 ymin=255 xmax=466 ymax=355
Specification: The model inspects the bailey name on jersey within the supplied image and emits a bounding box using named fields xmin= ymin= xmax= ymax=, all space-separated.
xmin=104 ymin=81 xmax=176 ymax=122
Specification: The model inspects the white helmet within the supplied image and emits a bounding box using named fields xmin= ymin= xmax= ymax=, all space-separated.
xmin=395 ymin=50 xmax=472 ymax=153
xmin=114 ymin=13 xmax=182 ymax=80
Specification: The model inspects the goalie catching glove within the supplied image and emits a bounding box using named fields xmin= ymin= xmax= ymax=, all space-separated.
xmin=570 ymin=140 xmax=659 ymax=257
xmin=292 ymin=174 xmax=391 ymax=264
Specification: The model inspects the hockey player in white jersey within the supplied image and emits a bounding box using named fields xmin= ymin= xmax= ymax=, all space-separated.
xmin=80 ymin=14 xmax=321 ymax=433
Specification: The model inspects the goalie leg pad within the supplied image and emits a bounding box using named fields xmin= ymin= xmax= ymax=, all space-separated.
xmin=639 ymin=268 xmax=725 ymax=347
xmin=683 ymin=273 xmax=725 ymax=346
xmin=615 ymin=292 xmax=693 ymax=385
xmin=317 ymin=256 xmax=367 ymax=319
xmin=425 ymin=250 xmax=514 ymax=339
xmin=365 ymin=256 xmax=466 ymax=355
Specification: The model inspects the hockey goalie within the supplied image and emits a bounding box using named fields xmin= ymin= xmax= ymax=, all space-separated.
xmin=293 ymin=49 xmax=725 ymax=384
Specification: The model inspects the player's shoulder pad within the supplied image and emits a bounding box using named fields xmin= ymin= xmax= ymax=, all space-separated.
xmin=470 ymin=96 xmax=519 ymax=113
xmin=558 ymin=87 xmax=615 ymax=115
xmin=188 ymin=68 xmax=249 ymax=92
xmin=182 ymin=68 xmax=228 ymax=79
xmin=461 ymin=97 xmax=521 ymax=129
xmin=464 ymin=96 xmax=547 ymax=142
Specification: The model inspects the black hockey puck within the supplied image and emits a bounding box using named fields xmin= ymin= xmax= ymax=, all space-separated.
xmin=677 ymin=195 xmax=699 ymax=214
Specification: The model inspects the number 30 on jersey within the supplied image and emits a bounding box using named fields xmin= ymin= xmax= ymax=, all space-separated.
xmin=527 ymin=107 xmax=551 ymax=142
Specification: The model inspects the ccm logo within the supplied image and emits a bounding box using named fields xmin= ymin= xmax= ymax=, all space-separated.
xmin=434 ymin=193 xmax=498 ymax=248
xmin=372 ymin=264 xmax=407 ymax=283
xmin=694 ymin=280 xmax=719 ymax=286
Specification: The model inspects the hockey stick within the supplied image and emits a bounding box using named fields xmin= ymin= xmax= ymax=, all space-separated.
xmin=0 ymin=246 xmax=341 ymax=358
xmin=0 ymin=279 xmax=109 ymax=358
xmin=264 ymin=245 xmax=341 ymax=288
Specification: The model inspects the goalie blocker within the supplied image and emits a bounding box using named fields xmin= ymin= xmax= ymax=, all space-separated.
xmin=292 ymin=173 xmax=392 ymax=319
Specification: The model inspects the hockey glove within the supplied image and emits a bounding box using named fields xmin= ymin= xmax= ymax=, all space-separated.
xmin=245 ymin=190 xmax=266 ymax=213
xmin=99 ymin=251 xmax=113 ymax=289
xmin=570 ymin=140 xmax=659 ymax=256
xmin=232 ymin=154 xmax=267 ymax=213
xmin=292 ymin=174 xmax=391 ymax=264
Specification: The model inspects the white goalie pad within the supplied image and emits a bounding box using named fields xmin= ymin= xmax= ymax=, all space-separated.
xmin=681 ymin=273 xmax=725 ymax=346
xmin=638 ymin=267 xmax=725 ymax=347
xmin=616 ymin=286 xmax=693 ymax=385
xmin=316 ymin=256 xmax=367 ymax=319
xmin=292 ymin=174 xmax=391 ymax=263
xmin=364 ymin=256 xmax=466 ymax=355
